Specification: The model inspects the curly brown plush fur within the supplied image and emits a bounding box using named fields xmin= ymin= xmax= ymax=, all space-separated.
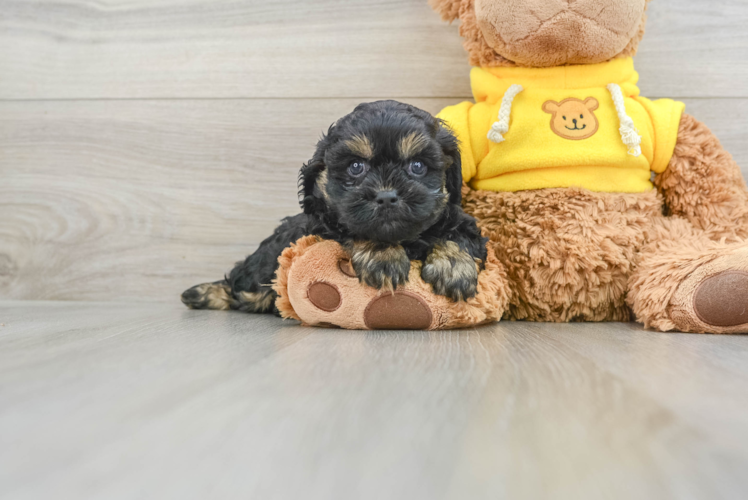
xmin=627 ymin=113 xmax=748 ymax=332
xmin=627 ymin=217 xmax=745 ymax=332
xmin=460 ymin=112 xmax=748 ymax=332
xmin=464 ymin=186 xmax=660 ymax=322
xmin=433 ymin=0 xmax=748 ymax=333
xmin=463 ymin=121 xmax=748 ymax=332
xmin=655 ymin=113 xmax=748 ymax=242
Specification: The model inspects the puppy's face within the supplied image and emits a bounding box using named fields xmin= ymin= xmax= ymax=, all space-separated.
xmin=300 ymin=101 xmax=462 ymax=245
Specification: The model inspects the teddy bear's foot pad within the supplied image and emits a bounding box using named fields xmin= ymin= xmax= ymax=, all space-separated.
xmin=307 ymin=282 xmax=342 ymax=312
xmin=693 ymin=271 xmax=748 ymax=327
xmin=669 ymin=248 xmax=748 ymax=334
xmin=363 ymin=292 xmax=433 ymax=330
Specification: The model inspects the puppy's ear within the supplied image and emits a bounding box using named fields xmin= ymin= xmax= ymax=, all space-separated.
xmin=436 ymin=119 xmax=463 ymax=206
xmin=429 ymin=0 xmax=462 ymax=22
xmin=298 ymin=130 xmax=332 ymax=214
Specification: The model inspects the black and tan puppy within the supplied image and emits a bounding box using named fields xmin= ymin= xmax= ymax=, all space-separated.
xmin=182 ymin=100 xmax=487 ymax=313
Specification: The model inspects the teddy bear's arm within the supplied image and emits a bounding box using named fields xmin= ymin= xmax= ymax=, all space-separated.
xmin=654 ymin=113 xmax=748 ymax=242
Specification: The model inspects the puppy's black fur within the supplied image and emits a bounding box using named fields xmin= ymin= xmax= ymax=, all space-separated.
xmin=182 ymin=100 xmax=487 ymax=314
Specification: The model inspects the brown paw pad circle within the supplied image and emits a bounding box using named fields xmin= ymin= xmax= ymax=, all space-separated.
xmin=364 ymin=291 xmax=433 ymax=330
xmin=338 ymin=259 xmax=357 ymax=278
xmin=694 ymin=271 xmax=748 ymax=327
xmin=307 ymin=281 xmax=342 ymax=312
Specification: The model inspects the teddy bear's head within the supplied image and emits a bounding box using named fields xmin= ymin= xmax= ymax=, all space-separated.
xmin=430 ymin=0 xmax=650 ymax=67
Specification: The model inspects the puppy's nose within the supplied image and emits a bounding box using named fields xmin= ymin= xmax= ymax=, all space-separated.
xmin=573 ymin=118 xmax=578 ymax=125
xmin=375 ymin=190 xmax=399 ymax=206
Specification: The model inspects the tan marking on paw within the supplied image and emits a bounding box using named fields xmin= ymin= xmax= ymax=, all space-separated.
xmin=422 ymin=241 xmax=479 ymax=301
xmin=235 ymin=289 xmax=276 ymax=312
xmin=349 ymin=241 xmax=410 ymax=292
xmin=185 ymin=282 xmax=232 ymax=310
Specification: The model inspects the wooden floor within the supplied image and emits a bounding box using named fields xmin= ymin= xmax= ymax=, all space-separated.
xmin=2 ymin=301 xmax=748 ymax=499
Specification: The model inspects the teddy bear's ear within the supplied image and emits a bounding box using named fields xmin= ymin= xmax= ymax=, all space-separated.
xmin=428 ymin=0 xmax=462 ymax=22
xmin=542 ymin=101 xmax=560 ymax=114
xmin=584 ymin=97 xmax=600 ymax=112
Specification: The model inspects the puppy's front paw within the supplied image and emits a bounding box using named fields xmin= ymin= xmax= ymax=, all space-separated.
xmin=421 ymin=242 xmax=479 ymax=302
xmin=349 ymin=242 xmax=410 ymax=292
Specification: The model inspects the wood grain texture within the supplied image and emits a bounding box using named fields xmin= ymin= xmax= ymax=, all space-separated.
xmin=1 ymin=97 xmax=747 ymax=302
xmin=0 ymin=98 xmax=456 ymax=301
xmin=0 ymin=0 xmax=746 ymax=100
xmin=2 ymin=301 xmax=748 ymax=499
xmin=0 ymin=0 xmax=471 ymax=100
xmin=636 ymin=0 xmax=748 ymax=98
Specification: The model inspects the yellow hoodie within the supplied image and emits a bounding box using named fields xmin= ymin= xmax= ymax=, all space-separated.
xmin=437 ymin=58 xmax=685 ymax=193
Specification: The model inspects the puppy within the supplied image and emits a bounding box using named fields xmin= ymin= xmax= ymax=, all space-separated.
xmin=181 ymin=100 xmax=487 ymax=314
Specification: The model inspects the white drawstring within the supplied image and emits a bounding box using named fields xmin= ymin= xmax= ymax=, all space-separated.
xmin=487 ymin=84 xmax=524 ymax=143
xmin=488 ymin=83 xmax=642 ymax=154
xmin=607 ymin=83 xmax=642 ymax=157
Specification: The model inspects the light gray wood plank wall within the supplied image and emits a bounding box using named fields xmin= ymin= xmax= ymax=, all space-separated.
xmin=1 ymin=0 xmax=747 ymax=99
xmin=1 ymin=0 xmax=747 ymax=302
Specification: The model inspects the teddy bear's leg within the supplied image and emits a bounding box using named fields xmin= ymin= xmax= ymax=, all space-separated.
xmin=463 ymin=187 xmax=659 ymax=323
xmin=628 ymin=217 xmax=748 ymax=334
xmin=655 ymin=113 xmax=748 ymax=242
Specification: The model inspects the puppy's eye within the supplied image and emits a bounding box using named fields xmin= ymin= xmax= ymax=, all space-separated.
xmin=347 ymin=161 xmax=368 ymax=178
xmin=563 ymin=116 xmax=567 ymax=120
xmin=580 ymin=114 xmax=584 ymax=119
xmin=408 ymin=161 xmax=426 ymax=177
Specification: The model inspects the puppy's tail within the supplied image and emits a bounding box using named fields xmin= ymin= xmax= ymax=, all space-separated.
xmin=181 ymin=280 xmax=236 ymax=310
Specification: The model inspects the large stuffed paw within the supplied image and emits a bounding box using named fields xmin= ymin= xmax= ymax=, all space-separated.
xmin=273 ymin=236 xmax=510 ymax=330
xmin=669 ymin=247 xmax=748 ymax=334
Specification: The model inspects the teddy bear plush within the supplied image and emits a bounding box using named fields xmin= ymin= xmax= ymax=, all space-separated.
xmin=427 ymin=0 xmax=748 ymax=333
xmin=275 ymin=0 xmax=748 ymax=333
